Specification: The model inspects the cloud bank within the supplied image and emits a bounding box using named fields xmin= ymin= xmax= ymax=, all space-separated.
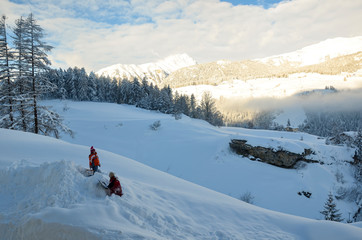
xmin=2 ymin=0 xmax=362 ymax=72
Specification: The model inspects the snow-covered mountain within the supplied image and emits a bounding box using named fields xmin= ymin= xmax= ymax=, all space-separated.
xmin=258 ymin=36 xmax=362 ymax=67
xmin=165 ymin=36 xmax=362 ymax=88
xmin=96 ymin=53 xmax=196 ymax=85
xmin=1 ymin=100 xmax=362 ymax=239
xmin=171 ymin=36 xmax=362 ymax=128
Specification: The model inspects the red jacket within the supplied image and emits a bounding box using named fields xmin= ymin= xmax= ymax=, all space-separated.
xmin=108 ymin=176 xmax=123 ymax=197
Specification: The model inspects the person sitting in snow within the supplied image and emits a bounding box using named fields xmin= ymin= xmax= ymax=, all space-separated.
xmin=107 ymin=172 xmax=123 ymax=197
xmin=89 ymin=146 xmax=101 ymax=174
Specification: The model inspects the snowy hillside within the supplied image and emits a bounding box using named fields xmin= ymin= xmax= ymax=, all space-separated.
xmin=32 ymin=100 xmax=359 ymax=222
xmin=258 ymin=36 xmax=362 ymax=67
xmin=1 ymin=101 xmax=362 ymax=239
xmin=96 ymin=53 xmax=196 ymax=85
xmin=176 ymin=72 xmax=362 ymax=100
xmin=173 ymin=37 xmax=362 ymax=128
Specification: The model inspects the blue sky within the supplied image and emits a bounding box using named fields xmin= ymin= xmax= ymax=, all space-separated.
xmin=221 ymin=0 xmax=284 ymax=8
xmin=2 ymin=0 xmax=361 ymax=72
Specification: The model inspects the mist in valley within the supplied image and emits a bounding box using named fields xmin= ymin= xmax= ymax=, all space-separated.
xmin=217 ymin=87 xmax=362 ymax=135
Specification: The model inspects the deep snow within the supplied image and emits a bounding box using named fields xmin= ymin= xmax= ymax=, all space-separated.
xmin=52 ymin=100 xmax=358 ymax=220
xmin=1 ymin=100 xmax=362 ymax=239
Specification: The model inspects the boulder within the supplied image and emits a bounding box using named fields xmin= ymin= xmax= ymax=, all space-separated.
xmin=229 ymin=139 xmax=316 ymax=168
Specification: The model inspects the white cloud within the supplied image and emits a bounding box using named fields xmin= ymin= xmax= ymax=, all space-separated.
xmin=2 ymin=0 xmax=362 ymax=72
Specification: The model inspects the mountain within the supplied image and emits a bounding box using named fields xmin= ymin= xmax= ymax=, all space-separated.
xmin=95 ymin=36 xmax=362 ymax=90
xmin=1 ymin=100 xmax=362 ymax=239
xmin=259 ymin=36 xmax=362 ymax=67
xmin=96 ymin=53 xmax=197 ymax=85
xmin=164 ymin=36 xmax=362 ymax=88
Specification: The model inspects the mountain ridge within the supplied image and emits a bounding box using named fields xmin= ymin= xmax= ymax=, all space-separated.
xmin=96 ymin=36 xmax=362 ymax=88
xmin=96 ymin=53 xmax=197 ymax=85
xmin=259 ymin=36 xmax=362 ymax=67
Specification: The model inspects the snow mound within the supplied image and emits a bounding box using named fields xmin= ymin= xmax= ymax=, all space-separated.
xmin=0 ymin=160 xmax=108 ymax=239
xmin=0 ymin=160 xmax=103 ymax=220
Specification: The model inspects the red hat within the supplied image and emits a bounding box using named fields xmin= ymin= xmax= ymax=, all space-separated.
xmin=90 ymin=146 xmax=95 ymax=152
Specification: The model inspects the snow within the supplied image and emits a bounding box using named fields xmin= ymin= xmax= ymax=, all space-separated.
xmin=176 ymin=72 xmax=362 ymax=100
xmin=258 ymin=36 xmax=362 ymax=67
xmin=1 ymin=100 xmax=361 ymax=239
xmin=95 ymin=53 xmax=196 ymax=83
xmin=175 ymin=72 xmax=362 ymax=128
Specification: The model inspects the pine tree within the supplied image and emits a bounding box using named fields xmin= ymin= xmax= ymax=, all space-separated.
xmin=0 ymin=15 xmax=15 ymax=128
xmin=354 ymin=128 xmax=362 ymax=182
xmin=76 ymin=67 xmax=89 ymax=101
xmin=189 ymin=94 xmax=197 ymax=118
xmin=320 ymin=192 xmax=344 ymax=222
xmin=118 ymin=79 xmax=132 ymax=104
xmin=24 ymin=13 xmax=55 ymax=134
xmin=11 ymin=16 xmax=32 ymax=131
xmin=88 ymin=72 xmax=98 ymax=101
xmin=9 ymin=14 xmax=71 ymax=138
xmin=200 ymin=91 xmax=223 ymax=126
xmin=108 ymin=77 xmax=118 ymax=103
xmin=157 ymin=86 xmax=173 ymax=113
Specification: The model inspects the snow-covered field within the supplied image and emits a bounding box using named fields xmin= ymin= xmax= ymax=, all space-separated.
xmin=1 ymin=100 xmax=361 ymax=239
xmin=175 ymin=71 xmax=362 ymax=100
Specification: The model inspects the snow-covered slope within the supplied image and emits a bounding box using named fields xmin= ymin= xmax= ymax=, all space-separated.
xmin=37 ymin=100 xmax=359 ymax=222
xmin=1 ymin=116 xmax=362 ymax=239
xmin=96 ymin=53 xmax=196 ymax=85
xmin=258 ymin=36 xmax=362 ymax=66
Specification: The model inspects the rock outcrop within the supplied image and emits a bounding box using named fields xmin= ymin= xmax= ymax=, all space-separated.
xmin=229 ymin=139 xmax=316 ymax=168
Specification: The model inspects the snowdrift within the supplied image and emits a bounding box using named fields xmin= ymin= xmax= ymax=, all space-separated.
xmin=1 ymin=128 xmax=362 ymax=239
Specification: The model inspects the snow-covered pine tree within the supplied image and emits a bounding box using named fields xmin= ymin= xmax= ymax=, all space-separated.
xmin=42 ymin=68 xmax=65 ymax=99
xmin=189 ymin=94 xmax=197 ymax=118
xmin=10 ymin=13 xmax=72 ymax=138
xmin=354 ymin=128 xmax=362 ymax=182
xmin=24 ymin=13 xmax=55 ymax=134
xmin=0 ymin=15 xmax=15 ymax=128
xmin=64 ymin=67 xmax=77 ymax=100
xmin=130 ymin=78 xmax=143 ymax=105
xmin=173 ymin=92 xmax=190 ymax=117
xmin=118 ymin=79 xmax=132 ymax=104
xmin=76 ymin=67 xmax=89 ymax=101
xmin=11 ymin=16 xmax=32 ymax=132
xmin=320 ymin=192 xmax=344 ymax=222
xmin=149 ymin=84 xmax=160 ymax=111
xmin=87 ymin=72 xmax=98 ymax=102
xmin=157 ymin=86 xmax=173 ymax=114
xmin=137 ymin=78 xmax=151 ymax=109
xmin=109 ymin=77 xmax=118 ymax=103
xmin=55 ymin=68 xmax=67 ymax=100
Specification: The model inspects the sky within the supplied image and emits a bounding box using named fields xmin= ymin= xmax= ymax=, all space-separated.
xmin=2 ymin=0 xmax=362 ymax=73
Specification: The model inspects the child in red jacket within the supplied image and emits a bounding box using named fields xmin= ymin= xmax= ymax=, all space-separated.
xmin=107 ymin=172 xmax=123 ymax=197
